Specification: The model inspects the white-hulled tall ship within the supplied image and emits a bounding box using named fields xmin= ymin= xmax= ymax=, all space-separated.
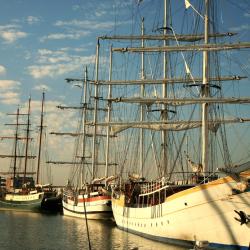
xmin=49 ymin=67 xmax=114 ymax=219
xmin=91 ymin=0 xmax=250 ymax=249
xmin=62 ymin=180 xmax=112 ymax=220
xmin=0 ymin=97 xmax=44 ymax=212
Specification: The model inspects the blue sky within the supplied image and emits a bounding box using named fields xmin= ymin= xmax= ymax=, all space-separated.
xmin=0 ymin=0 xmax=249 ymax=185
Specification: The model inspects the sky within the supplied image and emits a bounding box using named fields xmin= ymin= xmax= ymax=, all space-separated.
xmin=0 ymin=0 xmax=249 ymax=185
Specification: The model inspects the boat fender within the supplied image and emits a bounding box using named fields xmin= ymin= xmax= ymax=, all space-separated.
xmin=234 ymin=210 xmax=250 ymax=225
xmin=194 ymin=240 xmax=209 ymax=249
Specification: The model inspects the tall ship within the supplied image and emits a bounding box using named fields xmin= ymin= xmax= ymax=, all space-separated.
xmin=49 ymin=67 xmax=114 ymax=219
xmin=88 ymin=0 xmax=250 ymax=249
xmin=0 ymin=97 xmax=44 ymax=211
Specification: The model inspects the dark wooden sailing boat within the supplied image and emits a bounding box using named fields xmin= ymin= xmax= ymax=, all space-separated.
xmin=39 ymin=93 xmax=63 ymax=213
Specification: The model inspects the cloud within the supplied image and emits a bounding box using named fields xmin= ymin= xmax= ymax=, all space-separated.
xmin=0 ymin=91 xmax=19 ymax=99
xmin=33 ymin=84 xmax=51 ymax=92
xmin=231 ymin=24 xmax=250 ymax=32
xmin=0 ymin=80 xmax=21 ymax=89
xmin=0 ymin=80 xmax=21 ymax=105
xmin=27 ymin=48 xmax=95 ymax=79
xmin=54 ymin=19 xmax=115 ymax=30
xmin=95 ymin=10 xmax=107 ymax=17
xmin=0 ymin=91 xmax=20 ymax=105
xmin=0 ymin=65 xmax=6 ymax=75
xmin=40 ymin=31 xmax=90 ymax=42
xmin=23 ymin=99 xmax=60 ymax=113
xmin=0 ymin=24 xmax=27 ymax=43
xmin=72 ymin=5 xmax=80 ymax=11
xmin=28 ymin=63 xmax=90 ymax=79
xmin=26 ymin=16 xmax=40 ymax=25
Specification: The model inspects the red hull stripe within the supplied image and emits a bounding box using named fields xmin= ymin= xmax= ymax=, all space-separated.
xmin=77 ymin=195 xmax=111 ymax=203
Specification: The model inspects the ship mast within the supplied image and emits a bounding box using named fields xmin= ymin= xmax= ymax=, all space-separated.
xmin=81 ymin=66 xmax=88 ymax=186
xmin=36 ymin=92 xmax=45 ymax=184
xmin=105 ymin=47 xmax=113 ymax=180
xmin=24 ymin=97 xmax=31 ymax=182
xmin=91 ymin=39 xmax=100 ymax=180
xmin=161 ymin=0 xmax=169 ymax=176
xmin=13 ymin=108 xmax=20 ymax=187
xmin=202 ymin=0 xmax=209 ymax=174
xmin=140 ymin=18 xmax=145 ymax=177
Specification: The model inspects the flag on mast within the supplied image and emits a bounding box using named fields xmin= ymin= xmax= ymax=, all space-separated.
xmin=185 ymin=0 xmax=191 ymax=9
xmin=184 ymin=0 xmax=204 ymax=19
xmin=184 ymin=61 xmax=191 ymax=74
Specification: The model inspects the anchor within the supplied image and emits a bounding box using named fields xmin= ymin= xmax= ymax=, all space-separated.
xmin=234 ymin=210 xmax=250 ymax=225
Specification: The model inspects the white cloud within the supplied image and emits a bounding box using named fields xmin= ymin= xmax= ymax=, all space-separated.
xmin=27 ymin=48 xmax=95 ymax=79
xmin=26 ymin=16 xmax=40 ymax=25
xmin=23 ymin=99 xmax=60 ymax=113
xmin=0 ymin=80 xmax=21 ymax=105
xmin=0 ymin=24 xmax=27 ymax=43
xmin=0 ymin=91 xmax=19 ymax=99
xmin=54 ymin=19 xmax=115 ymax=30
xmin=28 ymin=64 xmax=80 ymax=79
xmin=0 ymin=91 xmax=20 ymax=105
xmin=95 ymin=10 xmax=107 ymax=17
xmin=231 ymin=24 xmax=250 ymax=32
xmin=0 ymin=80 xmax=21 ymax=89
xmin=0 ymin=65 xmax=6 ymax=75
xmin=33 ymin=84 xmax=51 ymax=92
xmin=72 ymin=5 xmax=80 ymax=11
xmin=60 ymin=47 xmax=87 ymax=53
xmin=40 ymin=31 xmax=90 ymax=42
xmin=1 ymin=31 xmax=27 ymax=43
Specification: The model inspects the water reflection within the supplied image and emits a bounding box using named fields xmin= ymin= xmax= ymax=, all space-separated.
xmin=0 ymin=211 xmax=185 ymax=250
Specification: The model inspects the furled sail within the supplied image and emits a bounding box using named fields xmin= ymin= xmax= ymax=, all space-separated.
xmin=108 ymin=118 xmax=250 ymax=135
xmin=111 ymin=122 xmax=201 ymax=135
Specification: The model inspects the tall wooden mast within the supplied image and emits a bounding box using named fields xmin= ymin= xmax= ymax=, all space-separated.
xmin=91 ymin=39 xmax=100 ymax=180
xmin=201 ymin=0 xmax=210 ymax=174
xmin=140 ymin=17 xmax=145 ymax=177
xmin=161 ymin=0 xmax=169 ymax=176
xmin=13 ymin=108 xmax=20 ymax=187
xmin=24 ymin=97 xmax=31 ymax=182
xmin=105 ymin=46 xmax=113 ymax=180
xmin=37 ymin=92 xmax=45 ymax=184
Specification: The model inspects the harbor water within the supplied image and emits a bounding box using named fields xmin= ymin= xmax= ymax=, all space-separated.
xmin=0 ymin=211 xmax=186 ymax=250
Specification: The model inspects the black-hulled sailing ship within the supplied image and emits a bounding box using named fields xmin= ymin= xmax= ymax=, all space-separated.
xmin=37 ymin=92 xmax=62 ymax=213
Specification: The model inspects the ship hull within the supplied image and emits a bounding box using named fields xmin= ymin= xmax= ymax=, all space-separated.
xmin=0 ymin=192 xmax=44 ymax=212
xmin=63 ymin=195 xmax=112 ymax=220
xmin=112 ymin=175 xmax=250 ymax=249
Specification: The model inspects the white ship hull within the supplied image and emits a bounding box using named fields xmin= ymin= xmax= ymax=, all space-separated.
xmin=0 ymin=191 xmax=44 ymax=212
xmin=112 ymin=174 xmax=250 ymax=249
xmin=63 ymin=194 xmax=112 ymax=220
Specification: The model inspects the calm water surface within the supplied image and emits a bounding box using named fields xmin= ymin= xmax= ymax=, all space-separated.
xmin=0 ymin=211 xmax=187 ymax=250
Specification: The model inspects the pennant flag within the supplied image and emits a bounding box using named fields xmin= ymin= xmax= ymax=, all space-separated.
xmin=185 ymin=0 xmax=191 ymax=9
xmin=184 ymin=61 xmax=191 ymax=74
